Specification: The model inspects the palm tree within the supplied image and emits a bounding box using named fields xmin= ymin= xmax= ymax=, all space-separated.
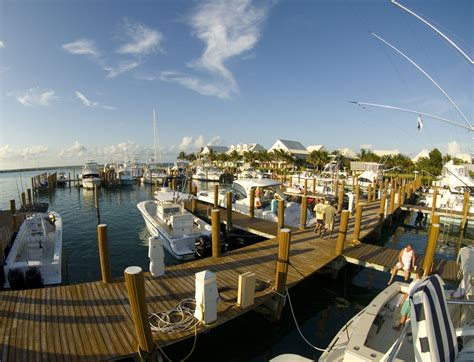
xmin=307 ymin=150 xmax=330 ymax=171
xmin=177 ymin=151 xmax=186 ymax=161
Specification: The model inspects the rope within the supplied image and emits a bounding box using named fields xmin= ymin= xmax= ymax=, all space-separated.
xmin=149 ymin=299 xmax=200 ymax=333
xmin=284 ymin=287 xmax=327 ymax=352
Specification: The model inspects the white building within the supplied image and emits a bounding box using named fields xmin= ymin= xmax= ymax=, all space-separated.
xmin=337 ymin=148 xmax=358 ymax=159
xmin=201 ymin=146 xmax=229 ymax=155
xmin=268 ymin=139 xmax=309 ymax=159
xmin=227 ymin=143 xmax=266 ymax=154
xmin=307 ymin=145 xmax=325 ymax=153
xmin=412 ymin=149 xmax=430 ymax=163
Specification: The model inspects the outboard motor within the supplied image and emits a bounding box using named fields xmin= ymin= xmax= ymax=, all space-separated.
xmin=195 ymin=235 xmax=212 ymax=258
xmin=24 ymin=267 xmax=43 ymax=289
xmin=8 ymin=268 xmax=25 ymax=290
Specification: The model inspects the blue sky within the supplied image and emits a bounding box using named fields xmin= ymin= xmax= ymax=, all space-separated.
xmin=0 ymin=0 xmax=472 ymax=169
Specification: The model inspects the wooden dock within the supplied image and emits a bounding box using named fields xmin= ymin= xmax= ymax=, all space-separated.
xmin=0 ymin=198 xmax=461 ymax=360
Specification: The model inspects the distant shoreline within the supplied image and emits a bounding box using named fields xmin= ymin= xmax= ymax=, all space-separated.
xmin=0 ymin=165 xmax=82 ymax=174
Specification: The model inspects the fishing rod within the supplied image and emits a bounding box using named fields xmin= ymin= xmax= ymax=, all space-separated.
xmin=391 ymin=0 xmax=473 ymax=65
xmin=349 ymin=101 xmax=473 ymax=132
xmin=371 ymin=32 xmax=472 ymax=130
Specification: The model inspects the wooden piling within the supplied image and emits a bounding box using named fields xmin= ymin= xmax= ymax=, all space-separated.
xmin=334 ymin=177 xmax=339 ymax=197
xmin=21 ymin=192 xmax=26 ymax=208
xmin=274 ymin=228 xmax=291 ymax=319
xmin=312 ymin=177 xmax=316 ymax=194
xmin=335 ymin=210 xmax=349 ymax=255
xmin=355 ymin=183 xmax=360 ymax=206
xmin=27 ymin=189 xmax=32 ymax=205
xmin=10 ymin=199 xmax=17 ymax=230
xmin=337 ymin=180 xmax=344 ymax=213
xmin=299 ymin=196 xmax=307 ymax=230
xmin=390 ymin=188 xmax=396 ymax=214
xmin=214 ymin=184 xmax=219 ymax=208
xmin=188 ymin=180 xmax=192 ymax=194
xmin=124 ymin=266 xmax=154 ymax=354
xmin=422 ymin=224 xmax=440 ymax=277
xmin=192 ymin=185 xmax=197 ymax=197
xmin=303 ymin=178 xmax=308 ymax=196
xmin=379 ymin=193 xmax=387 ymax=219
xmin=277 ymin=199 xmax=284 ymax=235
xmin=367 ymin=184 xmax=372 ymax=203
xmin=98 ymin=224 xmax=112 ymax=284
xmin=353 ymin=204 xmax=363 ymax=242
xmin=373 ymin=181 xmax=377 ymax=200
xmin=94 ymin=185 xmax=101 ymax=225
xmin=249 ymin=188 xmax=255 ymax=218
xmin=211 ymin=209 xmax=221 ymax=258
xmin=226 ymin=191 xmax=232 ymax=234
xmin=430 ymin=188 xmax=438 ymax=217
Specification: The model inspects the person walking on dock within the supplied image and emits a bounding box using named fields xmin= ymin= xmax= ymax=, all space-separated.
xmin=388 ymin=243 xmax=416 ymax=285
xmin=314 ymin=198 xmax=325 ymax=236
xmin=321 ymin=200 xmax=337 ymax=239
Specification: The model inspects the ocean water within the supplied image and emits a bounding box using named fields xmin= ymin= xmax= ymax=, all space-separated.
xmin=0 ymin=169 xmax=471 ymax=361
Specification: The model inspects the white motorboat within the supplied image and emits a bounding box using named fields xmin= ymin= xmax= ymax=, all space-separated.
xmin=197 ymin=179 xmax=316 ymax=228
xmin=137 ymin=187 xmax=212 ymax=260
xmin=239 ymin=165 xmax=265 ymax=179
xmin=141 ymin=167 xmax=168 ymax=185
xmin=193 ymin=166 xmax=223 ymax=182
xmin=57 ymin=172 xmax=68 ymax=187
xmin=117 ymin=164 xmax=134 ymax=186
xmin=81 ymin=161 xmax=101 ymax=190
xmin=3 ymin=211 xmax=62 ymax=289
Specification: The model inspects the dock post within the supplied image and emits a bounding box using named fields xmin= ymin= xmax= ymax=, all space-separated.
xmin=373 ymin=181 xmax=377 ymax=200
xmin=353 ymin=204 xmax=363 ymax=242
xmin=98 ymin=224 xmax=112 ymax=284
xmin=355 ymin=183 xmax=360 ymax=206
xmin=27 ymin=189 xmax=32 ymax=205
xmin=430 ymin=188 xmax=438 ymax=218
xmin=299 ymin=196 xmax=307 ymax=230
xmin=312 ymin=177 xmax=316 ymax=194
xmin=21 ymin=192 xmax=26 ymax=208
xmin=69 ymin=173 xmax=71 ymax=189
xmin=94 ymin=185 xmax=101 ymax=225
xmin=249 ymin=188 xmax=255 ymax=218
xmin=226 ymin=191 xmax=233 ymax=235
xmin=379 ymin=193 xmax=387 ymax=219
xmin=192 ymin=185 xmax=197 ymax=196
xmin=188 ymin=179 xmax=193 ymax=194
xmin=400 ymin=184 xmax=406 ymax=205
xmin=9 ymin=199 xmax=17 ymax=230
xmin=303 ymin=178 xmax=308 ymax=196
xmin=367 ymin=184 xmax=372 ymax=203
xmin=274 ymin=228 xmax=291 ymax=319
xmin=456 ymin=191 xmax=470 ymax=255
xmin=337 ymin=180 xmax=345 ymax=213
xmin=298 ymin=174 xmax=300 ymax=184
xmin=422 ymin=224 xmax=440 ymax=277
xmin=277 ymin=199 xmax=284 ymax=235
xmin=334 ymin=177 xmax=339 ymax=197
xmin=335 ymin=210 xmax=349 ymax=256
xmin=124 ymin=266 xmax=154 ymax=354
xmin=214 ymin=184 xmax=219 ymax=209
xmin=211 ymin=209 xmax=221 ymax=258
xmin=389 ymin=188 xmax=396 ymax=214
xmin=289 ymin=175 xmax=292 ymax=188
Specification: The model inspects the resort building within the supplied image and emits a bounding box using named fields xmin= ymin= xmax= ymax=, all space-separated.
xmin=227 ymin=143 xmax=266 ymax=154
xmin=268 ymin=139 xmax=309 ymax=159
xmin=200 ymin=146 xmax=229 ymax=155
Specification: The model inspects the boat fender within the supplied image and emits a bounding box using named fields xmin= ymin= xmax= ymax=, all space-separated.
xmin=194 ymin=235 xmax=212 ymax=258
xmin=8 ymin=268 xmax=25 ymax=290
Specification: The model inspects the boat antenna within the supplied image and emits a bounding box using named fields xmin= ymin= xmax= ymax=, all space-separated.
xmin=350 ymin=101 xmax=473 ymax=132
xmin=391 ymin=0 xmax=473 ymax=65
xmin=370 ymin=32 xmax=473 ymax=130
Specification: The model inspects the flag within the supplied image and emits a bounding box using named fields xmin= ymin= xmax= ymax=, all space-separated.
xmin=417 ymin=114 xmax=424 ymax=131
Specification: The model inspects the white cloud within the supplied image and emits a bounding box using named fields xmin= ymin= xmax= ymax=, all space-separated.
xmin=179 ymin=136 xmax=194 ymax=151
xmin=0 ymin=41 xmax=4 ymax=48
xmin=117 ymin=20 xmax=163 ymax=55
xmin=194 ymin=135 xmax=206 ymax=149
xmin=59 ymin=141 xmax=88 ymax=158
xmin=17 ymin=87 xmax=57 ymax=107
xmin=161 ymin=0 xmax=267 ymax=99
xmin=207 ymin=136 xmax=222 ymax=146
xmin=360 ymin=144 xmax=372 ymax=149
xmin=102 ymin=105 xmax=117 ymax=110
xmin=62 ymin=39 xmax=99 ymax=56
xmin=75 ymin=91 xmax=98 ymax=107
xmin=0 ymin=144 xmax=49 ymax=161
xmin=447 ymin=141 xmax=462 ymax=156
xmin=103 ymin=61 xmax=141 ymax=78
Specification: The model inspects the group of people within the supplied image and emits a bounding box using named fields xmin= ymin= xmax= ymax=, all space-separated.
xmin=313 ymin=198 xmax=337 ymax=239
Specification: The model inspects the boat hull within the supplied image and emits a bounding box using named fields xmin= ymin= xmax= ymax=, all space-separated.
xmin=82 ymin=178 xmax=101 ymax=190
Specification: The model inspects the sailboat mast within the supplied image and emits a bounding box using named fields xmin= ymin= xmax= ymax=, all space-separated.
xmin=153 ymin=108 xmax=157 ymax=164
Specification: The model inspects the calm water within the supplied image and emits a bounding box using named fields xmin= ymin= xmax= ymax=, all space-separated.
xmin=1 ymin=169 xmax=471 ymax=361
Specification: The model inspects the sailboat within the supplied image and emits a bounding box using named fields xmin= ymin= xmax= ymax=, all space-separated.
xmin=141 ymin=109 xmax=168 ymax=185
